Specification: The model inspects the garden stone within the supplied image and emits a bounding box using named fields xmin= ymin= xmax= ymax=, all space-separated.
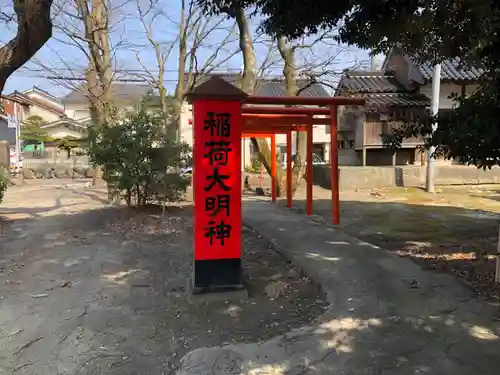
xmin=23 ymin=169 xmax=36 ymax=179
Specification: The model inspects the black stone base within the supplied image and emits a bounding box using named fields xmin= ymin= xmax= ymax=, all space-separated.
xmin=192 ymin=258 xmax=244 ymax=294
xmin=255 ymin=187 xmax=265 ymax=196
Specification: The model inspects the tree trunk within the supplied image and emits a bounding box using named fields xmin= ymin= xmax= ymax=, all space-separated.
xmin=86 ymin=61 xmax=104 ymax=125
xmin=77 ymin=0 xmax=114 ymax=198
xmin=86 ymin=61 xmax=104 ymax=186
xmin=234 ymin=5 xmax=284 ymax=196
xmin=92 ymin=0 xmax=112 ymax=119
xmin=171 ymin=0 xmax=188 ymax=142
xmin=76 ymin=0 xmax=112 ymax=121
xmin=0 ymin=0 xmax=53 ymax=95
xmin=277 ymin=36 xmax=306 ymax=195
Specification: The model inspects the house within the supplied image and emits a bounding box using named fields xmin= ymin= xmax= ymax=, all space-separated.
xmin=335 ymin=71 xmax=430 ymax=166
xmin=62 ymin=82 xmax=153 ymax=120
xmin=179 ymin=73 xmax=331 ymax=168
xmin=0 ymin=114 xmax=10 ymax=167
xmin=0 ymin=97 xmax=26 ymax=168
xmin=9 ymin=86 xmax=65 ymax=123
xmin=2 ymin=87 xmax=71 ymax=151
xmin=0 ymin=114 xmax=14 ymax=145
xmin=382 ymin=48 xmax=483 ymax=110
xmin=0 ymin=94 xmax=30 ymax=126
xmin=40 ymin=117 xmax=89 ymax=139
xmin=335 ymin=48 xmax=484 ymax=166
xmin=2 ymin=86 xmax=89 ymax=158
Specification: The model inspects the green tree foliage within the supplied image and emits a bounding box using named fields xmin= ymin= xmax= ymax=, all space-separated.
xmin=57 ymin=136 xmax=86 ymax=158
xmin=196 ymin=0 xmax=500 ymax=168
xmin=21 ymin=115 xmax=52 ymax=142
xmin=254 ymin=0 xmax=495 ymax=62
xmin=87 ymin=109 xmax=192 ymax=207
xmin=0 ymin=167 xmax=8 ymax=204
xmin=140 ymin=91 xmax=177 ymax=114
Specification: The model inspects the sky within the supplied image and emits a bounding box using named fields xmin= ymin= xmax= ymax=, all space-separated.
xmin=0 ymin=0 xmax=381 ymax=99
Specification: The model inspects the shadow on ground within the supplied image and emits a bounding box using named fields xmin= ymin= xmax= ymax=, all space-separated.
xmin=0 ymin=197 xmax=327 ymax=375
xmin=178 ymin=200 xmax=500 ymax=375
xmin=281 ymin=196 xmax=500 ymax=302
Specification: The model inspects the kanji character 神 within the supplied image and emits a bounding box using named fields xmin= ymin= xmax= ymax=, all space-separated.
xmin=204 ymin=220 xmax=232 ymax=245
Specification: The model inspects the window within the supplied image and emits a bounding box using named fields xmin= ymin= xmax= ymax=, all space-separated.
xmin=313 ymin=144 xmax=325 ymax=160
xmin=337 ymin=140 xmax=354 ymax=149
xmin=337 ymin=131 xmax=354 ymax=149
xmin=391 ymin=108 xmax=415 ymax=121
xmin=279 ymin=146 xmax=286 ymax=163
xmin=312 ymin=154 xmax=324 ymax=164
xmin=74 ymin=110 xmax=89 ymax=119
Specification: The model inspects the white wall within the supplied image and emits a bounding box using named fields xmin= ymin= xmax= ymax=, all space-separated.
xmin=46 ymin=125 xmax=84 ymax=139
xmin=65 ymin=105 xmax=90 ymax=120
xmin=28 ymin=106 xmax=61 ymax=122
xmin=179 ymin=102 xmax=193 ymax=146
xmin=26 ymin=92 xmax=64 ymax=111
xmin=419 ymin=83 xmax=479 ymax=109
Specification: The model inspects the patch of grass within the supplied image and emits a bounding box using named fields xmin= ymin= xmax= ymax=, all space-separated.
xmin=350 ymin=208 xmax=450 ymax=239
xmin=339 ymin=186 xmax=500 ymax=301
xmin=342 ymin=200 xmax=498 ymax=242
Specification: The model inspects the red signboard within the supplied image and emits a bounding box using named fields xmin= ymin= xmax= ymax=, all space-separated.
xmin=2 ymin=100 xmax=14 ymax=116
xmin=193 ymin=99 xmax=242 ymax=261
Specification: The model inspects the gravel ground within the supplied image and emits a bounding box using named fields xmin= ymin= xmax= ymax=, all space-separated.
xmin=0 ymin=181 xmax=328 ymax=374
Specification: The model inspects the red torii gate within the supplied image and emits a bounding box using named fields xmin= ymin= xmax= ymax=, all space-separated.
xmin=188 ymin=76 xmax=364 ymax=294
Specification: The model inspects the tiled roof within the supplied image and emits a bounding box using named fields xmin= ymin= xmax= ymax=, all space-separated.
xmin=9 ymin=91 xmax=64 ymax=114
xmin=41 ymin=117 xmax=87 ymax=129
xmin=336 ymin=71 xmax=430 ymax=109
xmin=23 ymin=86 xmax=63 ymax=104
xmin=63 ymin=83 xmax=153 ymax=105
xmin=255 ymin=79 xmax=330 ymax=97
xmin=359 ymin=93 xmax=430 ymax=108
xmin=338 ymin=71 xmax=407 ymax=94
xmin=417 ymin=57 xmax=485 ymax=81
xmin=187 ymin=73 xmax=330 ymax=97
xmin=1 ymin=94 xmax=31 ymax=107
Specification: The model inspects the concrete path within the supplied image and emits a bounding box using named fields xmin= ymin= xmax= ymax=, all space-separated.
xmin=177 ymin=199 xmax=500 ymax=375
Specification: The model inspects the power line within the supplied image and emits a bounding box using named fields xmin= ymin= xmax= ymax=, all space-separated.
xmin=45 ymin=76 xmax=147 ymax=82
xmin=19 ymin=64 xmax=349 ymax=75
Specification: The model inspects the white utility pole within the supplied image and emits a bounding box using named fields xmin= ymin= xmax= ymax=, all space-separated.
xmin=370 ymin=52 xmax=377 ymax=71
xmin=14 ymin=102 xmax=21 ymax=172
xmin=426 ymin=63 xmax=441 ymax=193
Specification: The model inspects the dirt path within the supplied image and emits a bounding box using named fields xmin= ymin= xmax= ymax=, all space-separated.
xmin=0 ymin=181 xmax=327 ymax=374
